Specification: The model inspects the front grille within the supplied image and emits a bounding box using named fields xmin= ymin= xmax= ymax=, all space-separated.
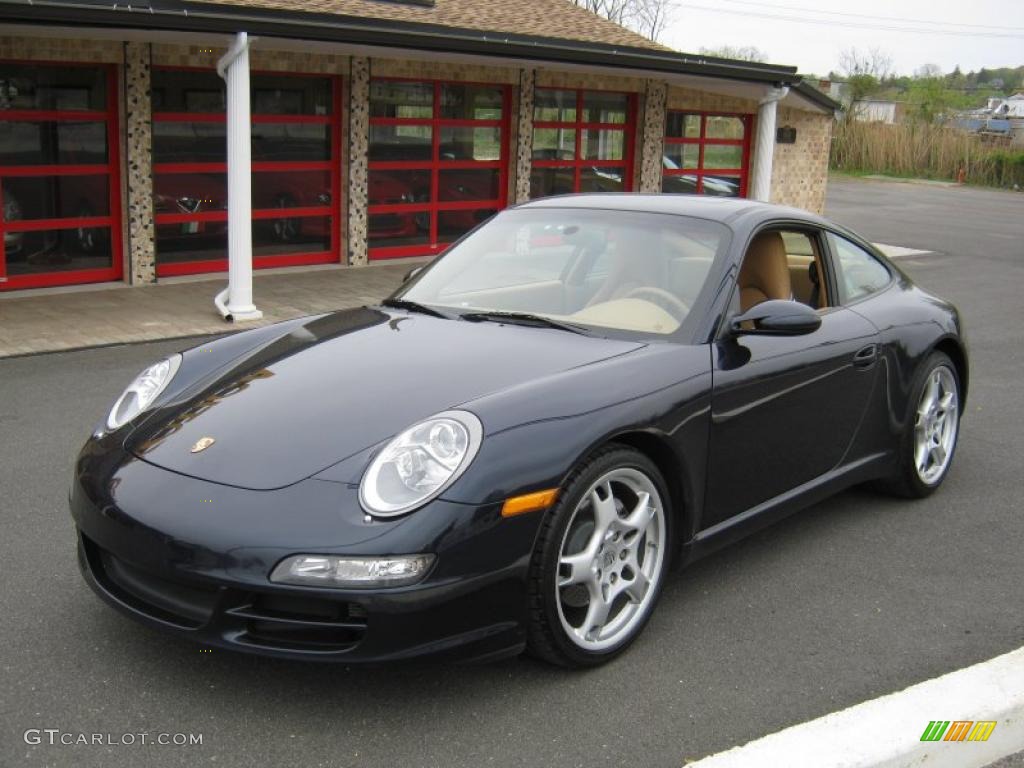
xmin=82 ymin=534 xmax=368 ymax=653
xmin=83 ymin=535 xmax=220 ymax=629
xmin=228 ymin=593 xmax=367 ymax=652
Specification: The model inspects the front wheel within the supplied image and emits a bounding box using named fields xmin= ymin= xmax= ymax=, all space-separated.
xmin=526 ymin=446 xmax=672 ymax=667
xmin=882 ymin=351 xmax=961 ymax=498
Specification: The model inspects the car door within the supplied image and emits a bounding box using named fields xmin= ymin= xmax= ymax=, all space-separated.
xmin=702 ymin=225 xmax=882 ymax=529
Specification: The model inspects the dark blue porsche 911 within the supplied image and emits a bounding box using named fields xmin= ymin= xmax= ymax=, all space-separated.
xmin=72 ymin=195 xmax=966 ymax=667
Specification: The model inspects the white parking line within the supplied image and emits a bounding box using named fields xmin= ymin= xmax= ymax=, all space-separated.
xmin=684 ymin=646 xmax=1024 ymax=768
xmin=873 ymin=243 xmax=933 ymax=259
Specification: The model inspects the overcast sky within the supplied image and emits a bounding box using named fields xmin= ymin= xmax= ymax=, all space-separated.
xmin=660 ymin=0 xmax=1024 ymax=77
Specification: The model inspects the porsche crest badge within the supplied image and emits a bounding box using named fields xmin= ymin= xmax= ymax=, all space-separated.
xmin=191 ymin=436 xmax=216 ymax=454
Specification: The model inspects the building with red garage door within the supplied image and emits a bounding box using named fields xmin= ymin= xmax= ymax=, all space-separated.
xmin=0 ymin=0 xmax=836 ymax=294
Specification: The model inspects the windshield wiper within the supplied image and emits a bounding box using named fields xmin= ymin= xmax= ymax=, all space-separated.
xmin=381 ymin=298 xmax=454 ymax=320
xmin=459 ymin=310 xmax=589 ymax=335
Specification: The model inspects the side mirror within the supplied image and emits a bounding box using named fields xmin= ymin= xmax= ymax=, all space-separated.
xmin=730 ymin=299 xmax=821 ymax=336
xmin=403 ymin=265 xmax=425 ymax=283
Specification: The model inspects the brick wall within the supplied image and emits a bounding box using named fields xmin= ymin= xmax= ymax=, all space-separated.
xmin=370 ymin=57 xmax=517 ymax=84
xmin=770 ymin=108 xmax=832 ymax=214
xmin=0 ymin=37 xmax=122 ymax=63
xmin=151 ymin=44 xmax=349 ymax=74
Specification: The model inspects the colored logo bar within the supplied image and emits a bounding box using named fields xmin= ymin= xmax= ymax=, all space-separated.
xmin=920 ymin=720 xmax=997 ymax=742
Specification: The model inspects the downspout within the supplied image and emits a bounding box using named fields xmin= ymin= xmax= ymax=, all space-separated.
xmin=749 ymin=85 xmax=790 ymax=202
xmin=213 ymin=32 xmax=262 ymax=322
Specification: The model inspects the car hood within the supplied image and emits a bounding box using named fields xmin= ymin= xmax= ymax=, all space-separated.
xmin=125 ymin=307 xmax=644 ymax=490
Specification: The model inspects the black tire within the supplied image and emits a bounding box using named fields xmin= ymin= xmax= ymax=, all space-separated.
xmin=526 ymin=444 xmax=674 ymax=668
xmin=878 ymin=351 xmax=961 ymax=499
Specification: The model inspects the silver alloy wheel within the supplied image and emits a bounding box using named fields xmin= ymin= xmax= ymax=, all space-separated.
xmin=914 ymin=365 xmax=959 ymax=485
xmin=555 ymin=467 xmax=666 ymax=652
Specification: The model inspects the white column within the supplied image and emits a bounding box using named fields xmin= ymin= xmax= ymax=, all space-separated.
xmin=214 ymin=32 xmax=262 ymax=322
xmin=749 ymin=86 xmax=790 ymax=203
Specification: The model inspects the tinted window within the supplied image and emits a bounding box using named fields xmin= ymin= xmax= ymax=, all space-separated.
xmin=828 ymin=233 xmax=891 ymax=303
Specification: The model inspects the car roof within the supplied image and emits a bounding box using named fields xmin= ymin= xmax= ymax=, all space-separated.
xmin=515 ymin=193 xmax=830 ymax=229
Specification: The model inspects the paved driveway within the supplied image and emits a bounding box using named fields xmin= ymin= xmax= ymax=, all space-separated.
xmin=1 ymin=178 xmax=1022 ymax=768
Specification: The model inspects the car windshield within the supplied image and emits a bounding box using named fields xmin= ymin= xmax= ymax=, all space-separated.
xmin=397 ymin=207 xmax=728 ymax=337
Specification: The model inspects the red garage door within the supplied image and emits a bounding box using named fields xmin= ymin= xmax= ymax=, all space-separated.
xmin=0 ymin=62 xmax=122 ymax=291
xmin=152 ymin=68 xmax=342 ymax=276
xmin=367 ymin=79 xmax=511 ymax=260
xmin=530 ymin=88 xmax=637 ymax=198
xmin=661 ymin=111 xmax=752 ymax=198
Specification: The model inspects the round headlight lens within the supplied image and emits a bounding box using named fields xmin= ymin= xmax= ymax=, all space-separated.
xmin=359 ymin=410 xmax=483 ymax=517
xmin=106 ymin=354 xmax=182 ymax=431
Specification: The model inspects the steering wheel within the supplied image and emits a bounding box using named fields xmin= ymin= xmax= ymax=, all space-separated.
xmin=622 ymin=286 xmax=690 ymax=319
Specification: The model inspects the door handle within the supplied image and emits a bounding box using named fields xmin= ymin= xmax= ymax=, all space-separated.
xmin=853 ymin=344 xmax=878 ymax=367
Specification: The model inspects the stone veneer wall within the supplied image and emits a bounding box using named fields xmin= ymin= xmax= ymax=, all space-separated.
xmin=347 ymin=57 xmax=371 ymax=266
xmin=770 ymin=107 xmax=832 ymax=214
xmin=638 ymin=80 xmax=668 ymax=193
xmin=124 ymin=42 xmax=155 ymax=284
xmin=514 ymin=69 xmax=536 ymax=204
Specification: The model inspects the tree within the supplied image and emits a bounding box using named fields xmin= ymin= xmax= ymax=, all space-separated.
xmin=633 ymin=1 xmax=672 ymax=42
xmin=836 ymin=47 xmax=894 ymax=120
xmin=699 ymin=45 xmax=768 ymax=63
xmin=572 ymin=0 xmax=673 ymax=42
xmin=838 ymin=47 xmax=893 ymax=82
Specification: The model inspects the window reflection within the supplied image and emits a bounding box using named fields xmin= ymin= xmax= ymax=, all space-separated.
xmin=0 ymin=121 xmax=107 ymax=165
xmin=0 ymin=63 xmax=107 ymax=111
xmin=4 ymin=227 xmax=112 ymax=275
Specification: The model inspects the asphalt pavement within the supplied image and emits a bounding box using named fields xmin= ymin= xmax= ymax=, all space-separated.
xmin=1 ymin=177 xmax=1022 ymax=768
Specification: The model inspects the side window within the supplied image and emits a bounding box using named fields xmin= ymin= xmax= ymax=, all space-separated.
xmin=736 ymin=229 xmax=828 ymax=314
xmin=780 ymin=231 xmax=828 ymax=310
xmin=828 ymin=232 xmax=891 ymax=304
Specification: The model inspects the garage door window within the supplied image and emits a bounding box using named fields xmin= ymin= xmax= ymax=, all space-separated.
xmin=530 ymin=88 xmax=636 ymax=198
xmin=0 ymin=62 xmax=122 ymax=290
xmin=367 ymin=79 xmax=510 ymax=259
xmin=152 ymin=68 xmax=341 ymax=276
xmin=662 ymin=112 xmax=752 ymax=198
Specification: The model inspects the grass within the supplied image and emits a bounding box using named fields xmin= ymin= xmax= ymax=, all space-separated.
xmin=830 ymin=120 xmax=1024 ymax=189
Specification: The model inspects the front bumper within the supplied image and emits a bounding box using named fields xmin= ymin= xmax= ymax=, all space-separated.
xmin=71 ymin=449 xmax=541 ymax=663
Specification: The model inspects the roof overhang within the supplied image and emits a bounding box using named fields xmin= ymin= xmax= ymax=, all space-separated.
xmin=0 ymin=0 xmax=839 ymax=113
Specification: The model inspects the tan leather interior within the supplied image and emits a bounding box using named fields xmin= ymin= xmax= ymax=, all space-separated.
xmin=738 ymin=231 xmax=792 ymax=312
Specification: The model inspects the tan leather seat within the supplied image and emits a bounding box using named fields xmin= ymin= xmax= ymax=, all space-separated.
xmin=738 ymin=231 xmax=792 ymax=312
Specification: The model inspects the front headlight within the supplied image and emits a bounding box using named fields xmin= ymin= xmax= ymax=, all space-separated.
xmin=106 ymin=354 xmax=182 ymax=431
xmin=359 ymin=410 xmax=483 ymax=517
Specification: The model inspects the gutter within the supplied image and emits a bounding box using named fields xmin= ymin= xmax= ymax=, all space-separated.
xmin=0 ymin=0 xmax=827 ymax=92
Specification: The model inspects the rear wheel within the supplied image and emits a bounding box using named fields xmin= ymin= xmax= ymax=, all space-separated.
xmin=882 ymin=351 xmax=961 ymax=498
xmin=527 ymin=446 xmax=672 ymax=667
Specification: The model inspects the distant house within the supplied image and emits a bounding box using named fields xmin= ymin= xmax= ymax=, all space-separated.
xmin=850 ymin=99 xmax=904 ymax=124
xmin=990 ymin=94 xmax=1024 ymax=118
xmin=954 ymin=94 xmax=1024 ymax=145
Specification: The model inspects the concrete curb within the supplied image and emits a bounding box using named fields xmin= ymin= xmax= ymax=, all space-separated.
xmin=684 ymin=647 xmax=1024 ymax=768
